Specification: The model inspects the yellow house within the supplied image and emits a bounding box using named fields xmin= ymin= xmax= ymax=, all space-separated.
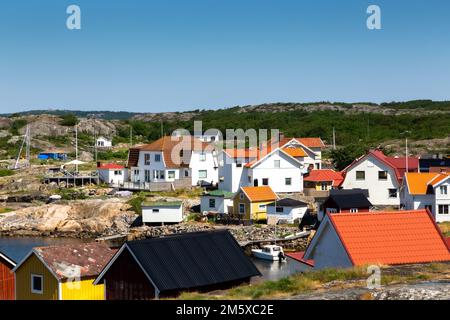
xmin=233 ymin=186 xmax=278 ymax=222
xmin=13 ymin=243 xmax=115 ymax=300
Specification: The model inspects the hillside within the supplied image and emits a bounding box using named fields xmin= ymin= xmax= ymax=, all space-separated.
xmin=0 ymin=100 xmax=449 ymax=164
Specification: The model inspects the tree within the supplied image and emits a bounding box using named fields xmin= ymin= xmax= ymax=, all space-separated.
xmin=59 ymin=114 xmax=79 ymax=126
xmin=330 ymin=144 xmax=369 ymax=171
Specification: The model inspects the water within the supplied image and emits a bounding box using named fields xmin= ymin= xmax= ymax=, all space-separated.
xmin=0 ymin=236 xmax=90 ymax=264
xmin=250 ymin=257 xmax=311 ymax=283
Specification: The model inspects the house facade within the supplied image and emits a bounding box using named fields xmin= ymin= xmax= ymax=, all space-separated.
xmin=200 ymin=190 xmax=234 ymax=215
xmin=127 ymin=136 xmax=218 ymax=188
xmin=341 ymin=150 xmax=419 ymax=206
xmin=13 ymin=243 xmax=114 ymax=300
xmin=303 ymin=210 xmax=450 ymax=269
xmin=96 ymin=136 xmax=112 ymax=148
xmin=233 ymin=186 xmax=278 ymax=222
xmin=97 ymin=163 xmax=127 ymax=185
xmin=401 ymin=173 xmax=450 ymax=222
xmin=266 ymin=198 xmax=308 ymax=224
xmin=0 ymin=250 xmax=15 ymax=300
xmin=218 ymin=137 xmax=324 ymax=193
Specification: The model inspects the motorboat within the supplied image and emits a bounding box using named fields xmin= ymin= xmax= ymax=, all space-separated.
xmin=252 ymin=245 xmax=286 ymax=261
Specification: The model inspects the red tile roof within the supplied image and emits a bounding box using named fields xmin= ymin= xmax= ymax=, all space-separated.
xmin=344 ymin=149 xmax=419 ymax=183
xmin=97 ymin=163 xmax=125 ymax=170
xmin=33 ymin=243 xmax=117 ymax=280
xmin=304 ymin=169 xmax=344 ymax=187
xmin=285 ymin=251 xmax=314 ymax=267
xmin=328 ymin=210 xmax=450 ymax=266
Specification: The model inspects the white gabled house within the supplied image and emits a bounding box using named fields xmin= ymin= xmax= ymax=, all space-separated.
xmin=96 ymin=136 xmax=112 ymax=148
xmin=341 ymin=149 xmax=419 ymax=207
xmin=218 ymin=137 xmax=324 ymax=193
xmin=97 ymin=163 xmax=127 ymax=185
xmin=141 ymin=201 xmax=183 ymax=224
xmin=401 ymin=172 xmax=450 ymax=222
xmin=126 ymin=136 xmax=218 ymax=187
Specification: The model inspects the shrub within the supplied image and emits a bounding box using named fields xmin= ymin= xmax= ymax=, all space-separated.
xmin=59 ymin=114 xmax=79 ymax=126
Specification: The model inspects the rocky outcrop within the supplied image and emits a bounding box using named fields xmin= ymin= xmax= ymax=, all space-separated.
xmin=0 ymin=199 xmax=137 ymax=237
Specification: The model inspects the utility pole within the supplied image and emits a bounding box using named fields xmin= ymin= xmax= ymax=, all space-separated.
xmin=130 ymin=125 xmax=133 ymax=146
xmin=160 ymin=120 xmax=163 ymax=138
xmin=332 ymin=127 xmax=336 ymax=150
xmin=75 ymin=124 xmax=79 ymax=173
xmin=26 ymin=125 xmax=30 ymax=168
xmin=93 ymin=117 xmax=97 ymax=163
xmin=405 ymin=136 xmax=408 ymax=173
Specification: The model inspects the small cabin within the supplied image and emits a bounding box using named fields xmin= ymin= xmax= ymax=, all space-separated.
xmin=97 ymin=163 xmax=127 ymax=185
xmin=200 ymin=190 xmax=234 ymax=215
xmin=266 ymin=198 xmax=308 ymax=225
xmin=141 ymin=201 xmax=183 ymax=225
xmin=96 ymin=137 xmax=112 ymax=148
xmin=320 ymin=189 xmax=372 ymax=221
xmin=94 ymin=231 xmax=260 ymax=299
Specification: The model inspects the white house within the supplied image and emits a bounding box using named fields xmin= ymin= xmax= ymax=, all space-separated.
xmin=266 ymin=198 xmax=308 ymax=224
xmin=96 ymin=136 xmax=112 ymax=148
xmin=401 ymin=172 xmax=450 ymax=222
xmin=200 ymin=190 xmax=234 ymax=215
xmin=341 ymin=149 xmax=419 ymax=207
xmin=142 ymin=201 xmax=183 ymax=224
xmin=194 ymin=129 xmax=222 ymax=143
xmin=217 ymin=137 xmax=323 ymax=193
xmin=126 ymin=136 xmax=218 ymax=187
xmin=97 ymin=163 xmax=127 ymax=185
xmin=302 ymin=210 xmax=450 ymax=269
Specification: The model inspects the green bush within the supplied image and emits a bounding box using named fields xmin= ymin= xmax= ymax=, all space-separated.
xmin=59 ymin=114 xmax=79 ymax=126
xmin=0 ymin=169 xmax=14 ymax=177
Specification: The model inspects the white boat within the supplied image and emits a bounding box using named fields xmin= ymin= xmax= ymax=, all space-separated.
xmin=252 ymin=245 xmax=286 ymax=261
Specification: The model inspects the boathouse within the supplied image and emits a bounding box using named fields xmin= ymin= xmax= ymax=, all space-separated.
xmin=0 ymin=250 xmax=16 ymax=300
xmin=13 ymin=243 xmax=115 ymax=300
xmin=94 ymin=230 xmax=261 ymax=299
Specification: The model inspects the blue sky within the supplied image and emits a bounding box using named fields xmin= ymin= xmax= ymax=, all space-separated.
xmin=1 ymin=0 xmax=450 ymax=113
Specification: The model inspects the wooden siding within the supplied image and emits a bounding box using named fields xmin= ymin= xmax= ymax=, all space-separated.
xmin=233 ymin=191 xmax=271 ymax=221
xmin=104 ymin=249 xmax=155 ymax=300
xmin=61 ymin=276 xmax=104 ymax=300
xmin=15 ymin=254 xmax=58 ymax=300
xmin=0 ymin=257 xmax=14 ymax=300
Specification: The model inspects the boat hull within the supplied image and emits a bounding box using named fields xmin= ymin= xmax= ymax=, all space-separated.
xmin=252 ymin=250 xmax=280 ymax=261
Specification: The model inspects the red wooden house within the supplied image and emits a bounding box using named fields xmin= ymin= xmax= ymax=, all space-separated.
xmin=0 ymin=250 xmax=16 ymax=300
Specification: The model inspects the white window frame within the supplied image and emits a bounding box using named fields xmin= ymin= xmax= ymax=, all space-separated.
xmin=285 ymin=177 xmax=292 ymax=186
xmin=31 ymin=274 xmax=43 ymax=294
xmin=438 ymin=205 xmax=449 ymax=215
xmin=144 ymin=154 xmax=151 ymax=165
xmin=199 ymin=152 xmax=206 ymax=162
xmin=167 ymin=170 xmax=176 ymax=179
xmin=350 ymin=208 xmax=359 ymax=213
xmin=356 ymin=171 xmax=365 ymax=181
xmin=239 ymin=203 xmax=245 ymax=214
xmin=155 ymin=154 xmax=161 ymax=162
xmin=198 ymin=170 xmax=207 ymax=179
xmin=209 ymin=198 xmax=216 ymax=208
xmin=388 ymin=188 xmax=398 ymax=198
xmin=321 ymin=183 xmax=328 ymax=191
xmin=378 ymin=171 xmax=388 ymax=181
xmin=440 ymin=185 xmax=448 ymax=195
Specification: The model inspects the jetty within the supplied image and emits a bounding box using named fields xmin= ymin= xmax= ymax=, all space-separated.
xmin=238 ymin=230 xmax=311 ymax=247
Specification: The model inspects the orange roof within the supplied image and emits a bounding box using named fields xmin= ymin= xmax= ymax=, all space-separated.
xmin=137 ymin=136 xmax=211 ymax=168
xmin=240 ymin=186 xmax=277 ymax=202
xmin=405 ymin=172 xmax=449 ymax=195
xmin=223 ymin=148 xmax=258 ymax=159
xmin=296 ymin=138 xmax=325 ymax=148
xmin=329 ymin=210 xmax=450 ymax=266
xmin=282 ymin=146 xmax=307 ymax=157
xmin=304 ymin=169 xmax=344 ymax=187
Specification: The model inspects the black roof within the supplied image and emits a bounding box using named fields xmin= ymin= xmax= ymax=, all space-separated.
xmin=330 ymin=188 xmax=369 ymax=198
xmin=123 ymin=230 xmax=260 ymax=292
xmin=266 ymin=198 xmax=308 ymax=208
xmin=326 ymin=193 xmax=372 ymax=209
xmin=419 ymin=158 xmax=450 ymax=171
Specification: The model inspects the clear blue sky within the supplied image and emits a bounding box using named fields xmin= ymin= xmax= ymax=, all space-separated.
xmin=1 ymin=0 xmax=450 ymax=113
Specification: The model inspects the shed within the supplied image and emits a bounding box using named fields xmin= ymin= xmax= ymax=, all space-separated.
xmin=13 ymin=243 xmax=115 ymax=300
xmin=266 ymin=198 xmax=308 ymax=224
xmin=303 ymin=209 xmax=450 ymax=269
xmin=94 ymin=230 xmax=261 ymax=299
xmin=97 ymin=163 xmax=127 ymax=185
xmin=320 ymin=190 xmax=372 ymax=220
xmin=96 ymin=136 xmax=112 ymax=148
xmin=0 ymin=250 xmax=16 ymax=300
xmin=141 ymin=201 xmax=183 ymax=224
xmin=200 ymin=190 xmax=234 ymax=215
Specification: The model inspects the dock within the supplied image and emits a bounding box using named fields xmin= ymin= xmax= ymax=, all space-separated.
xmin=239 ymin=231 xmax=311 ymax=247
xmin=95 ymin=234 xmax=129 ymax=242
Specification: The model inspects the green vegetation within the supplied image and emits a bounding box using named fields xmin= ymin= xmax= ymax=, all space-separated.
xmin=178 ymin=263 xmax=450 ymax=300
xmin=0 ymin=207 xmax=13 ymax=214
xmin=439 ymin=222 xmax=450 ymax=237
xmin=127 ymin=192 xmax=148 ymax=215
xmin=97 ymin=149 xmax=128 ymax=161
xmin=10 ymin=119 xmax=27 ymax=135
xmin=0 ymin=169 xmax=15 ymax=177
xmin=56 ymin=189 xmax=87 ymax=200
xmin=59 ymin=114 xmax=79 ymax=126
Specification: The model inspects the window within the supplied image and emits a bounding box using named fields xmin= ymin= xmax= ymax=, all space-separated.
xmin=209 ymin=198 xmax=216 ymax=208
xmin=184 ymin=170 xmax=189 ymax=177
xmin=134 ymin=169 xmax=139 ymax=175
xmin=258 ymin=204 xmax=266 ymax=210
xmin=438 ymin=205 xmax=449 ymax=214
xmin=274 ymin=160 xmax=280 ymax=168
xmin=198 ymin=170 xmax=207 ymax=179
xmin=248 ymin=176 xmax=252 ymax=183
xmin=199 ymin=152 xmax=206 ymax=161
xmin=326 ymin=208 xmax=338 ymax=214
xmin=239 ymin=203 xmax=245 ymax=214
xmin=356 ymin=171 xmax=365 ymax=180
xmin=155 ymin=154 xmax=161 ymax=162
xmin=114 ymin=170 xmax=122 ymax=176
xmin=179 ymin=150 xmax=184 ymax=157
xmin=350 ymin=208 xmax=359 ymax=213
xmin=321 ymin=183 xmax=328 ymax=191
xmin=31 ymin=274 xmax=43 ymax=294
xmin=239 ymin=193 xmax=244 ymax=200
xmin=262 ymin=178 xmax=269 ymax=186
xmin=285 ymin=178 xmax=292 ymax=186
xmin=144 ymin=154 xmax=151 ymax=165
xmin=276 ymin=207 xmax=284 ymax=213
xmin=144 ymin=170 xmax=151 ymax=182
xmin=378 ymin=171 xmax=388 ymax=180
xmin=167 ymin=171 xmax=175 ymax=179
xmin=315 ymin=163 xmax=320 ymax=169
xmin=440 ymin=186 xmax=448 ymax=195
xmin=210 ymin=136 xmax=216 ymax=142
xmin=388 ymin=188 xmax=398 ymax=198
xmin=236 ymin=162 xmax=242 ymax=168
xmin=152 ymin=209 xmax=160 ymax=213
